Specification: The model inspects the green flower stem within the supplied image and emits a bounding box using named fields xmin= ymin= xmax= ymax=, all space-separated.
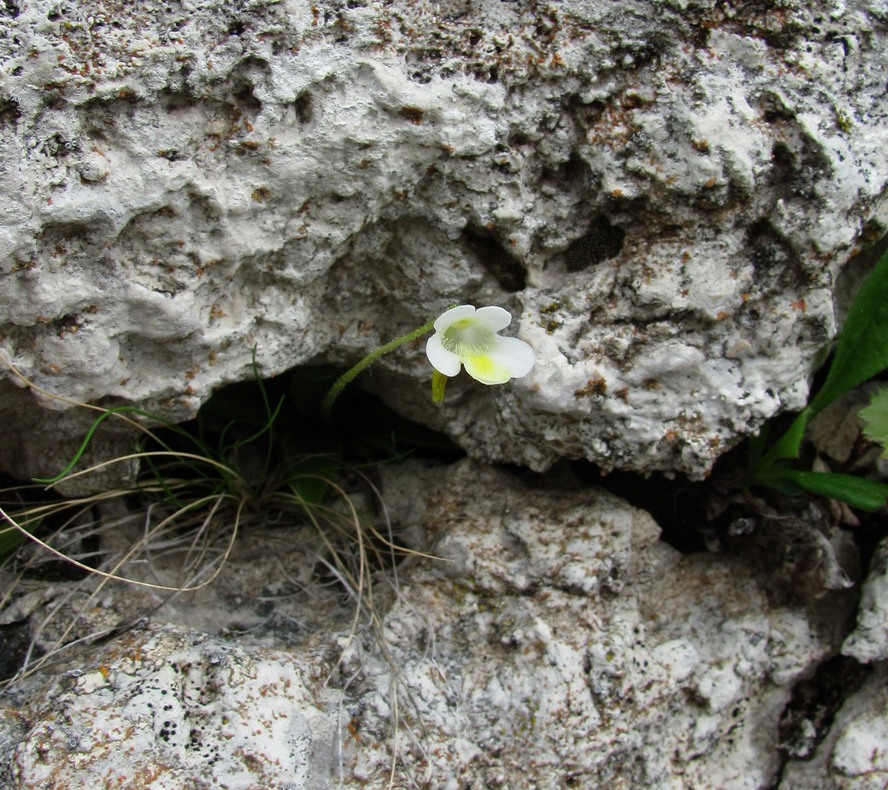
xmin=322 ymin=319 xmax=435 ymax=419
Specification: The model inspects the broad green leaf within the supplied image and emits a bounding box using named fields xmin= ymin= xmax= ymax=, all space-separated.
xmin=807 ymin=247 xmax=888 ymax=417
xmin=860 ymin=387 xmax=888 ymax=458
xmin=754 ymin=407 xmax=812 ymax=468
xmin=777 ymin=468 xmax=888 ymax=512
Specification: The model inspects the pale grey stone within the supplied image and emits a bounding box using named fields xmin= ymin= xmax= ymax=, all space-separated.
xmin=4 ymin=624 xmax=340 ymax=789
xmin=1 ymin=0 xmax=886 ymax=479
xmin=843 ymin=536 xmax=888 ymax=663
xmin=780 ymin=664 xmax=888 ymax=790
xmin=1 ymin=460 xmax=853 ymax=787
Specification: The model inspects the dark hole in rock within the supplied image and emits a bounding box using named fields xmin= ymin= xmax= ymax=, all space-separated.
xmin=777 ymin=655 xmax=869 ymax=761
xmin=0 ymin=97 xmax=21 ymax=125
xmin=0 ymin=620 xmax=37 ymax=682
xmin=565 ymin=215 xmax=625 ymax=272
xmin=462 ymin=225 xmax=527 ymax=292
xmin=294 ymin=92 xmax=313 ymax=124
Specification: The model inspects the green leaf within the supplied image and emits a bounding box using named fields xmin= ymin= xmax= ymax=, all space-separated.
xmin=776 ymin=468 xmax=888 ymax=512
xmin=753 ymin=246 xmax=888 ymax=471
xmin=754 ymin=408 xmax=812 ymax=469
xmin=807 ymin=247 xmax=888 ymax=417
xmin=860 ymin=387 xmax=888 ymax=458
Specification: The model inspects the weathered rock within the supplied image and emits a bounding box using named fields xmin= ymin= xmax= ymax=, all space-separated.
xmin=843 ymin=535 xmax=888 ymax=663
xmin=0 ymin=460 xmax=857 ymax=787
xmin=0 ymin=0 xmax=886 ymax=479
xmin=4 ymin=624 xmax=339 ymax=789
xmin=780 ymin=663 xmax=888 ymax=790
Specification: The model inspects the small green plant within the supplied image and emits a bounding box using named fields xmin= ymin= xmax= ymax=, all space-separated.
xmin=747 ymin=245 xmax=888 ymax=511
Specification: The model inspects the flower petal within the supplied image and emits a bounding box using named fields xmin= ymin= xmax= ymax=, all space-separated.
xmin=434 ymin=305 xmax=475 ymax=332
xmin=490 ymin=335 xmax=536 ymax=379
xmin=473 ymin=305 xmax=512 ymax=331
xmin=462 ymin=353 xmax=512 ymax=385
xmin=425 ymin=334 xmax=462 ymax=376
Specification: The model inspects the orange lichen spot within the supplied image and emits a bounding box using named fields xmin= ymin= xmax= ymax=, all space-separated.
xmin=208 ymin=350 xmax=218 ymax=365
xmin=574 ymin=378 xmax=608 ymax=398
xmin=643 ymin=378 xmax=661 ymax=390
xmin=611 ymin=188 xmax=623 ymax=198
xmin=210 ymin=304 xmax=226 ymax=321
xmin=399 ymin=105 xmax=425 ymax=124
xmin=715 ymin=311 xmax=729 ymax=321
xmin=791 ymin=298 xmax=807 ymax=313
xmin=681 ymin=251 xmax=691 ymax=263
xmin=98 ymin=665 xmax=110 ymax=679
xmin=251 ymin=186 xmax=271 ymax=202
xmin=185 ymin=366 xmax=200 ymax=380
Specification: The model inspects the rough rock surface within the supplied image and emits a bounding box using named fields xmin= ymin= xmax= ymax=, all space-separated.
xmin=0 ymin=460 xmax=862 ymax=787
xmin=781 ymin=663 xmax=888 ymax=790
xmin=843 ymin=534 xmax=888 ymax=663
xmin=1 ymin=0 xmax=886 ymax=479
xmin=3 ymin=625 xmax=338 ymax=789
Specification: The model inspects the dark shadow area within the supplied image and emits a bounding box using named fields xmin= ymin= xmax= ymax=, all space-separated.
xmin=570 ymin=461 xmax=711 ymax=554
xmin=177 ymin=364 xmax=464 ymax=470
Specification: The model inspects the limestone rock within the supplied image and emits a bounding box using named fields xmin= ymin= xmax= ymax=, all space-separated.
xmin=5 ymin=624 xmax=339 ymax=789
xmin=1 ymin=0 xmax=887 ymax=478
xmin=0 ymin=460 xmax=855 ymax=787
xmin=843 ymin=535 xmax=888 ymax=663
xmin=780 ymin=664 xmax=888 ymax=790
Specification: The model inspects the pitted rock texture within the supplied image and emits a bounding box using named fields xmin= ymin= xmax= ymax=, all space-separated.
xmin=0 ymin=460 xmax=860 ymax=787
xmin=843 ymin=534 xmax=888 ymax=663
xmin=3 ymin=625 xmax=339 ymax=789
xmin=1 ymin=0 xmax=887 ymax=478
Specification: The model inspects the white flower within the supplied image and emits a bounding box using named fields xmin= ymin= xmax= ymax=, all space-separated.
xmin=425 ymin=305 xmax=536 ymax=385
